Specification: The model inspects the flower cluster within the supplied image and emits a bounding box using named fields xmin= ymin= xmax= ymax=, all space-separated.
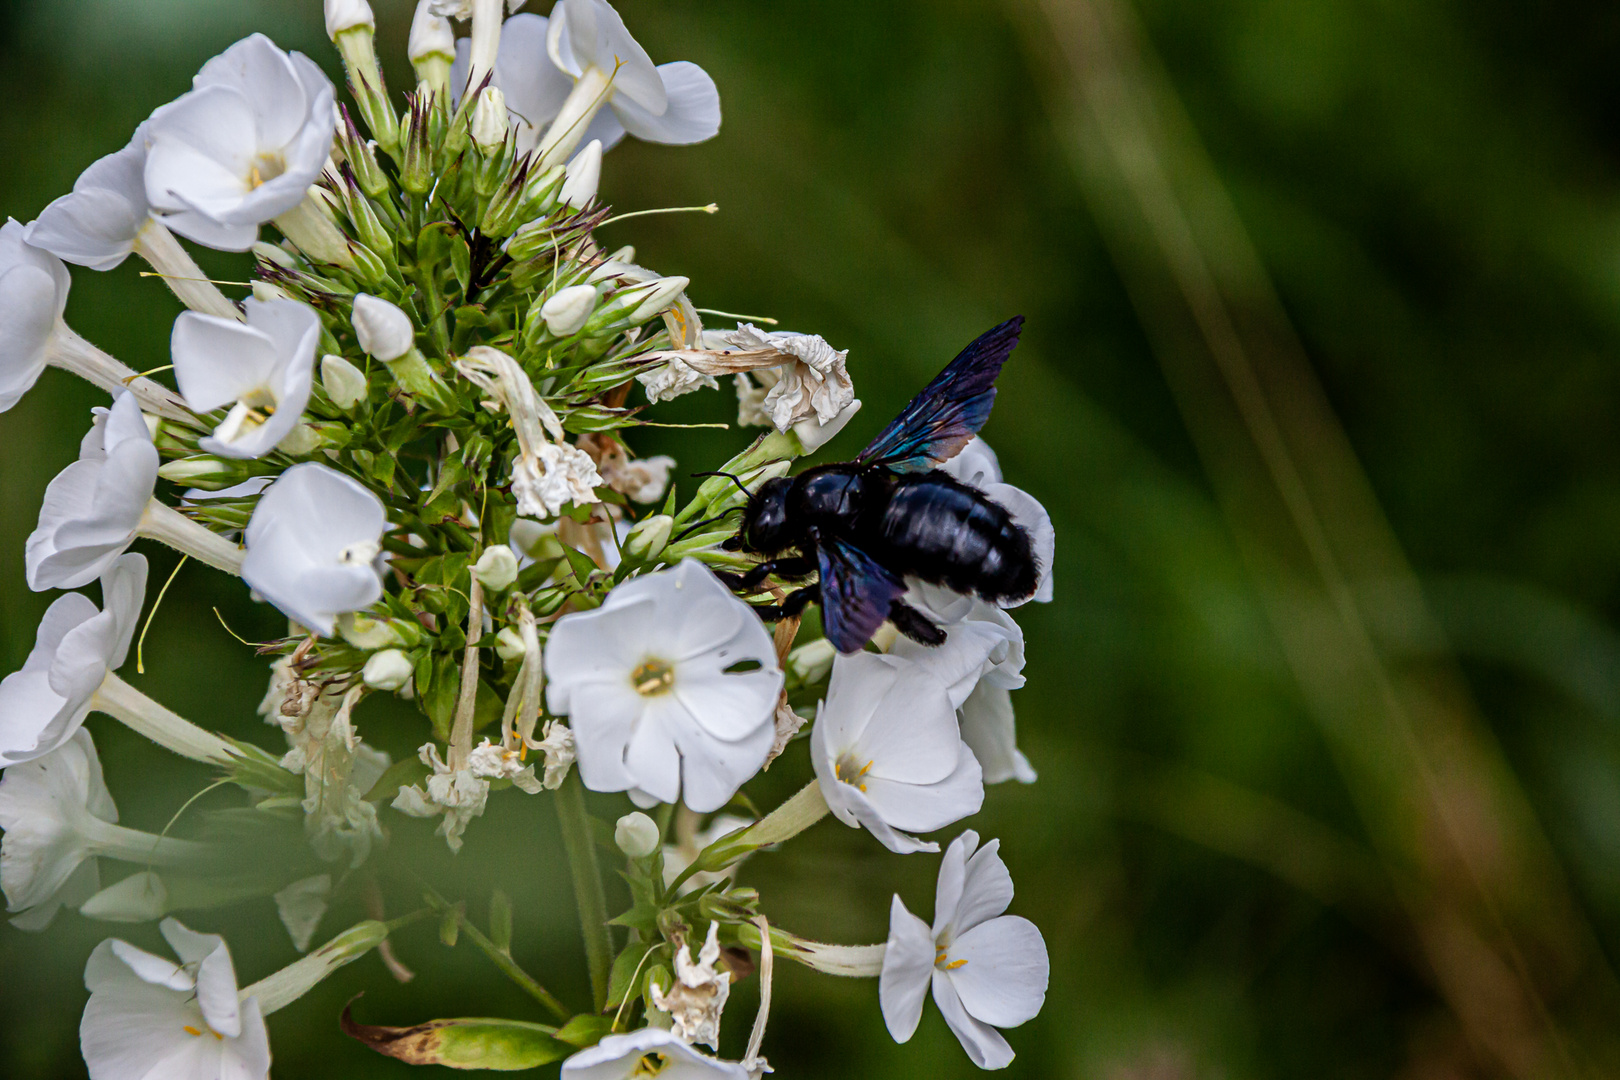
xmin=0 ymin=0 xmax=1054 ymax=1076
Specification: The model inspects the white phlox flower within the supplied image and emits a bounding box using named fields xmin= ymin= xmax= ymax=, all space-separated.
xmin=25 ymin=392 xmax=157 ymax=592
xmin=661 ymin=812 xmax=751 ymax=895
xmin=559 ymin=1026 xmax=750 ymax=1080
xmin=0 ymin=729 xmax=212 ymax=932
xmin=0 ymin=729 xmax=115 ymax=930
xmin=583 ymin=434 xmax=675 ymax=505
xmin=273 ymin=874 xmax=332 ymax=952
xmin=456 ymin=346 xmax=602 ymax=517
xmin=391 ymin=742 xmax=491 ymax=853
xmin=80 ymin=870 xmax=170 ymax=924
xmin=791 ymin=398 xmax=861 ymax=455
xmin=941 ymin=437 xmax=1055 ymax=605
xmin=810 ymin=652 xmax=983 ymax=854
xmin=880 ymin=831 xmax=1049 ymax=1070
xmin=0 ymin=218 xmax=72 ymax=412
xmin=639 ymin=356 xmax=718 ymax=403
xmin=455 ymin=1 xmax=720 ymax=163
xmin=144 ymin=34 xmax=337 ymax=251
xmin=0 ymin=554 xmax=146 ymax=765
xmin=80 ymin=918 xmax=270 ymax=1080
xmin=544 ymin=558 xmax=782 ymax=812
xmin=241 ymin=463 xmax=388 ymax=637
xmin=171 ymin=298 xmax=321 ymax=459
xmin=25 ymin=129 xmax=151 ymax=271
xmin=649 ymin=922 xmax=731 ymax=1049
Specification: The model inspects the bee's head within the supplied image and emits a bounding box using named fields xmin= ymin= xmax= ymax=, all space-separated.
xmin=736 ymin=477 xmax=795 ymax=553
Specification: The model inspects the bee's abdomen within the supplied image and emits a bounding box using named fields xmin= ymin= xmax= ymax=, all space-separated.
xmin=877 ymin=474 xmax=1037 ymax=602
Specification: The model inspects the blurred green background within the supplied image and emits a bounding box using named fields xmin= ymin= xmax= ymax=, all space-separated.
xmin=8 ymin=0 xmax=1620 ymax=1076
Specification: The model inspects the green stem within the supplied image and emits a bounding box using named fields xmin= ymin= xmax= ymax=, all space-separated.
xmin=556 ymin=772 xmax=612 ymax=1010
xmin=422 ymin=890 xmax=570 ymax=1021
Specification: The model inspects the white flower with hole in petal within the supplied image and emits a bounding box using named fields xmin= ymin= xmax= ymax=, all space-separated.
xmin=80 ymin=918 xmax=270 ymax=1080
xmin=0 ymin=729 xmax=114 ymax=930
xmin=25 ymin=129 xmax=151 ymax=271
xmin=810 ymin=652 xmax=983 ymax=854
xmin=559 ymin=1026 xmax=749 ymax=1080
xmin=1 ymin=728 xmax=211 ymax=931
xmin=25 ymin=393 xmax=158 ymax=591
xmin=144 ymin=34 xmax=336 ymax=251
xmin=941 ymin=437 xmax=1054 ymax=605
xmin=241 ymin=463 xmax=387 ymax=636
xmin=0 ymin=219 xmax=72 ymax=412
xmin=172 ymin=298 xmax=321 ymax=459
xmin=0 ymin=554 xmax=145 ymax=765
xmin=391 ymin=743 xmax=490 ymax=852
xmin=544 ymin=558 xmax=782 ymax=812
xmin=880 ymin=831 xmax=1049 ymax=1070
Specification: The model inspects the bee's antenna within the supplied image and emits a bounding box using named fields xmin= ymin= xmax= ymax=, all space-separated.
xmin=689 ymin=470 xmax=753 ymax=499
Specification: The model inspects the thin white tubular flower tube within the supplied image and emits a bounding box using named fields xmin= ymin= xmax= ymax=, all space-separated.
xmin=131 ymin=221 xmax=242 ymax=321
xmin=465 ymin=0 xmax=506 ymax=96
xmin=238 ymin=918 xmax=389 ymax=1015
xmin=91 ymin=675 xmax=238 ymax=766
xmin=137 ymin=501 xmax=247 ymax=576
xmin=45 ymin=326 xmax=195 ymax=424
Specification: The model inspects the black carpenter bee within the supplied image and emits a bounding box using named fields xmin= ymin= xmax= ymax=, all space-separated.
xmin=713 ymin=316 xmax=1036 ymax=653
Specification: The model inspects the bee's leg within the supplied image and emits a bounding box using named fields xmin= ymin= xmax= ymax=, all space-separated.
xmin=887 ymin=599 xmax=947 ymax=647
xmin=721 ymin=555 xmax=819 ymax=594
xmin=749 ymin=584 xmax=820 ymax=621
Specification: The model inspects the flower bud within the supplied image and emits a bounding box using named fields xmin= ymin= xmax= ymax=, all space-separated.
xmin=244 ymin=919 xmax=390 ymax=1015
xmin=472 ymin=545 xmax=520 ymax=591
xmin=321 ymin=354 xmax=369 ymax=409
xmin=472 ymin=86 xmax=510 ymax=153
xmin=277 ymin=422 xmax=322 ymax=456
xmin=788 ymin=638 xmax=836 ymax=685
xmin=80 ymin=871 xmax=168 ymax=923
xmin=325 ymin=0 xmax=375 ymax=38
xmin=352 ymin=294 xmax=414 ymax=361
xmin=623 ymin=514 xmax=674 ymax=562
xmin=541 ymin=284 xmax=599 ymax=337
xmin=561 ymin=139 xmax=603 ymax=209
xmin=253 ymin=240 xmax=297 ymax=269
xmin=157 ymin=455 xmax=247 ymax=487
xmin=362 ymin=649 xmax=414 ymax=691
xmin=338 ymin=612 xmax=407 ymax=649
xmin=495 ymin=626 xmax=526 ymax=661
xmin=615 ymin=812 xmax=661 ymax=858
xmin=409 ymin=0 xmax=455 ymax=62
xmin=628 ymin=277 xmax=691 ymax=324
xmin=252 ymin=281 xmax=293 ymax=303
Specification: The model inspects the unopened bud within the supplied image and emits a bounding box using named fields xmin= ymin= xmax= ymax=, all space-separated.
xmin=561 ymin=139 xmax=603 ymax=209
xmin=362 ymin=649 xmax=414 ymax=691
xmin=615 ymin=812 xmax=661 ymax=858
xmin=338 ymin=612 xmax=407 ymax=649
xmin=321 ymin=354 xmax=368 ymax=409
xmin=623 ymin=514 xmax=674 ymax=562
xmin=157 ymin=456 xmax=245 ymax=486
xmin=244 ymin=920 xmax=390 ymax=1015
xmin=472 ymin=545 xmax=520 ymax=591
xmin=325 ymin=0 xmax=375 ymax=38
xmin=352 ymin=294 xmax=414 ymax=361
xmin=409 ymin=0 xmax=456 ymax=62
xmin=541 ymin=284 xmax=598 ymax=337
xmin=252 ymin=281 xmax=293 ymax=303
xmin=472 ymin=86 xmax=510 ymax=153
xmin=252 ymin=240 xmax=297 ymax=269
xmin=80 ymin=871 xmax=168 ymax=923
xmin=276 ymin=422 xmax=322 ymax=456
xmin=788 ymin=638 xmax=837 ymax=685
xmin=628 ymin=277 xmax=690 ymax=324
xmin=495 ymin=626 xmax=526 ymax=661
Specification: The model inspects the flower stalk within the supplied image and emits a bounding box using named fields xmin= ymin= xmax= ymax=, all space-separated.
xmin=556 ymin=770 xmax=612 ymax=1010
xmin=667 ymin=781 xmax=829 ymax=895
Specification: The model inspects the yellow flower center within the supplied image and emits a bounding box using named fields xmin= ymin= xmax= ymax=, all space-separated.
xmin=835 ymin=754 xmax=874 ymax=792
xmin=631 ymin=659 xmax=675 ymax=696
xmin=182 ymin=1024 xmax=225 ymax=1041
xmin=633 ymin=1051 xmax=670 ymax=1077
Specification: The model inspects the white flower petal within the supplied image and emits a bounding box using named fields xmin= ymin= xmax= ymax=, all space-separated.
xmin=932 ymin=969 xmax=1015 ymax=1070
xmin=611 ymin=61 xmax=720 ymax=145
xmin=936 ymin=833 xmax=1015 ymax=941
xmin=879 ymin=894 xmax=935 ymax=1043
xmin=945 ymin=915 xmax=1049 ymax=1029
xmin=959 ymin=682 xmax=1036 ymax=785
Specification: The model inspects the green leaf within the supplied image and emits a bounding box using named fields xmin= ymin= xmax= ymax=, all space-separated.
xmin=488 ymin=890 xmax=513 ymax=955
xmin=424 ymin=653 xmax=462 ymax=740
xmin=364 ymin=754 xmax=431 ymax=803
xmin=606 ymin=940 xmax=660 ymax=1008
xmin=342 ymin=1007 xmax=569 ymax=1071
xmin=450 ymin=235 xmax=473 ymax=295
xmin=561 ymin=543 xmax=599 ymax=587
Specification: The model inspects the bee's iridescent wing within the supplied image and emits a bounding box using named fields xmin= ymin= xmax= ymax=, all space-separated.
xmin=856 ymin=316 xmax=1024 ymax=473
xmin=814 ymin=531 xmax=907 ymax=654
